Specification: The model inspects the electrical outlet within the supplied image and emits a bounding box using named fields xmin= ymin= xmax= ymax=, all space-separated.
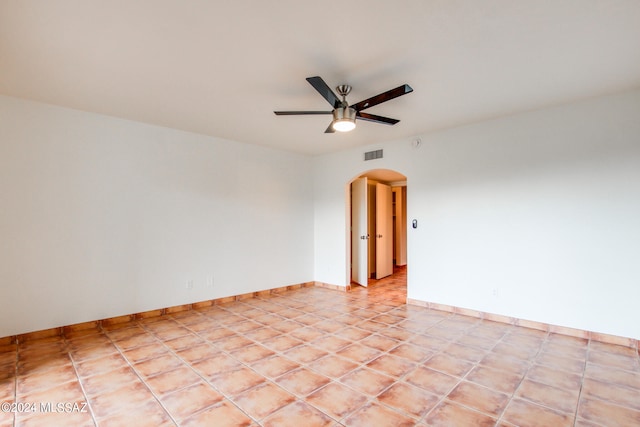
xmin=206 ymin=276 xmax=214 ymax=288
xmin=492 ymin=288 xmax=499 ymax=297
xmin=186 ymin=280 xmax=194 ymax=290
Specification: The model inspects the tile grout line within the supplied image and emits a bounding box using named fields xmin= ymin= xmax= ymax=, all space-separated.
xmin=322 ymin=304 xmax=422 ymax=424
xmin=329 ymin=311 xmax=436 ymax=424
xmin=169 ymin=307 xmax=312 ymax=425
xmin=401 ymin=313 xmax=473 ymax=425
xmin=399 ymin=313 xmax=467 ymax=424
xmin=12 ymin=338 xmax=18 ymax=427
xmin=426 ymin=318 xmax=584 ymax=424
xmin=140 ymin=315 xmax=267 ymax=426
xmin=64 ymin=334 xmax=99 ymax=427
xmin=418 ymin=317 xmax=510 ymax=425
xmin=494 ymin=329 xmax=551 ymax=426
xmin=135 ymin=316 xmax=221 ymax=426
xmin=232 ymin=292 xmax=417 ymax=424
xmin=99 ymin=322 xmax=180 ymax=427
xmin=182 ymin=312 xmax=294 ymax=426
xmin=256 ymin=295 xmax=395 ymax=424
xmin=572 ymin=337 xmax=591 ymax=427
xmin=571 ymin=340 xmax=640 ymax=426
xmin=260 ymin=309 xmax=382 ymax=425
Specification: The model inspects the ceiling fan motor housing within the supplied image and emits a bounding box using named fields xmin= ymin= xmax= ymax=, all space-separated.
xmin=332 ymin=106 xmax=356 ymax=122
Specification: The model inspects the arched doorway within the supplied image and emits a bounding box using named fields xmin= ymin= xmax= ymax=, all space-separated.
xmin=347 ymin=169 xmax=407 ymax=290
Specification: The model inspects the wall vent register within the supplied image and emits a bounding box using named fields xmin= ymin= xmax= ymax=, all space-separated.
xmin=364 ymin=149 xmax=383 ymax=161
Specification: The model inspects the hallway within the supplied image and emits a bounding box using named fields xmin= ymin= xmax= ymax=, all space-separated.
xmin=350 ymin=265 xmax=407 ymax=306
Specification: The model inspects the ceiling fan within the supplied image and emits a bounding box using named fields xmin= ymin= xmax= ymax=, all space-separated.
xmin=274 ymin=76 xmax=413 ymax=133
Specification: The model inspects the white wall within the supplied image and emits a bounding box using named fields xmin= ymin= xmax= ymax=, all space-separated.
xmin=313 ymin=89 xmax=640 ymax=339
xmin=0 ymin=96 xmax=314 ymax=337
xmin=3 ymin=89 xmax=639 ymax=340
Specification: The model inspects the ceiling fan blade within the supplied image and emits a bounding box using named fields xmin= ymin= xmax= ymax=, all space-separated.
xmin=306 ymin=76 xmax=341 ymax=109
xmin=274 ymin=111 xmax=332 ymax=115
xmin=324 ymin=122 xmax=335 ymax=133
xmin=350 ymin=84 xmax=413 ymax=112
xmin=356 ymin=112 xmax=400 ymax=125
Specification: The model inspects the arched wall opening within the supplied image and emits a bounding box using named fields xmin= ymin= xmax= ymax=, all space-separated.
xmin=345 ymin=168 xmax=407 ymax=290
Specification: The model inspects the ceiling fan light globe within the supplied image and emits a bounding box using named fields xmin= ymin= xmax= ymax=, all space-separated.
xmin=333 ymin=120 xmax=356 ymax=132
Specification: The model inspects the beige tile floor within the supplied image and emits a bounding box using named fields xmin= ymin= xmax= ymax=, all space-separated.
xmin=1 ymin=266 xmax=640 ymax=426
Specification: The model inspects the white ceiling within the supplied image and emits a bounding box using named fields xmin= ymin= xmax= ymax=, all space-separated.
xmin=1 ymin=1 xmax=639 ymax=156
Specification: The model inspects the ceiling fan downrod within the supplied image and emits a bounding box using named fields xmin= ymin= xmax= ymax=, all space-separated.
xmin=336 ymin=85 xmax=352 ymax=106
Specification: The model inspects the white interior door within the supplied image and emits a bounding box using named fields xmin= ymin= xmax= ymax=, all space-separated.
xmin=351 ymin=177 xmax=368 ymax=286
xmin=376 ymin=182 xmax=393 ymax=279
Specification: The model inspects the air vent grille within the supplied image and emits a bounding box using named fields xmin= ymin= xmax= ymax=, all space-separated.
xmin=364 ymin=149 xmax=383 ymax=161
